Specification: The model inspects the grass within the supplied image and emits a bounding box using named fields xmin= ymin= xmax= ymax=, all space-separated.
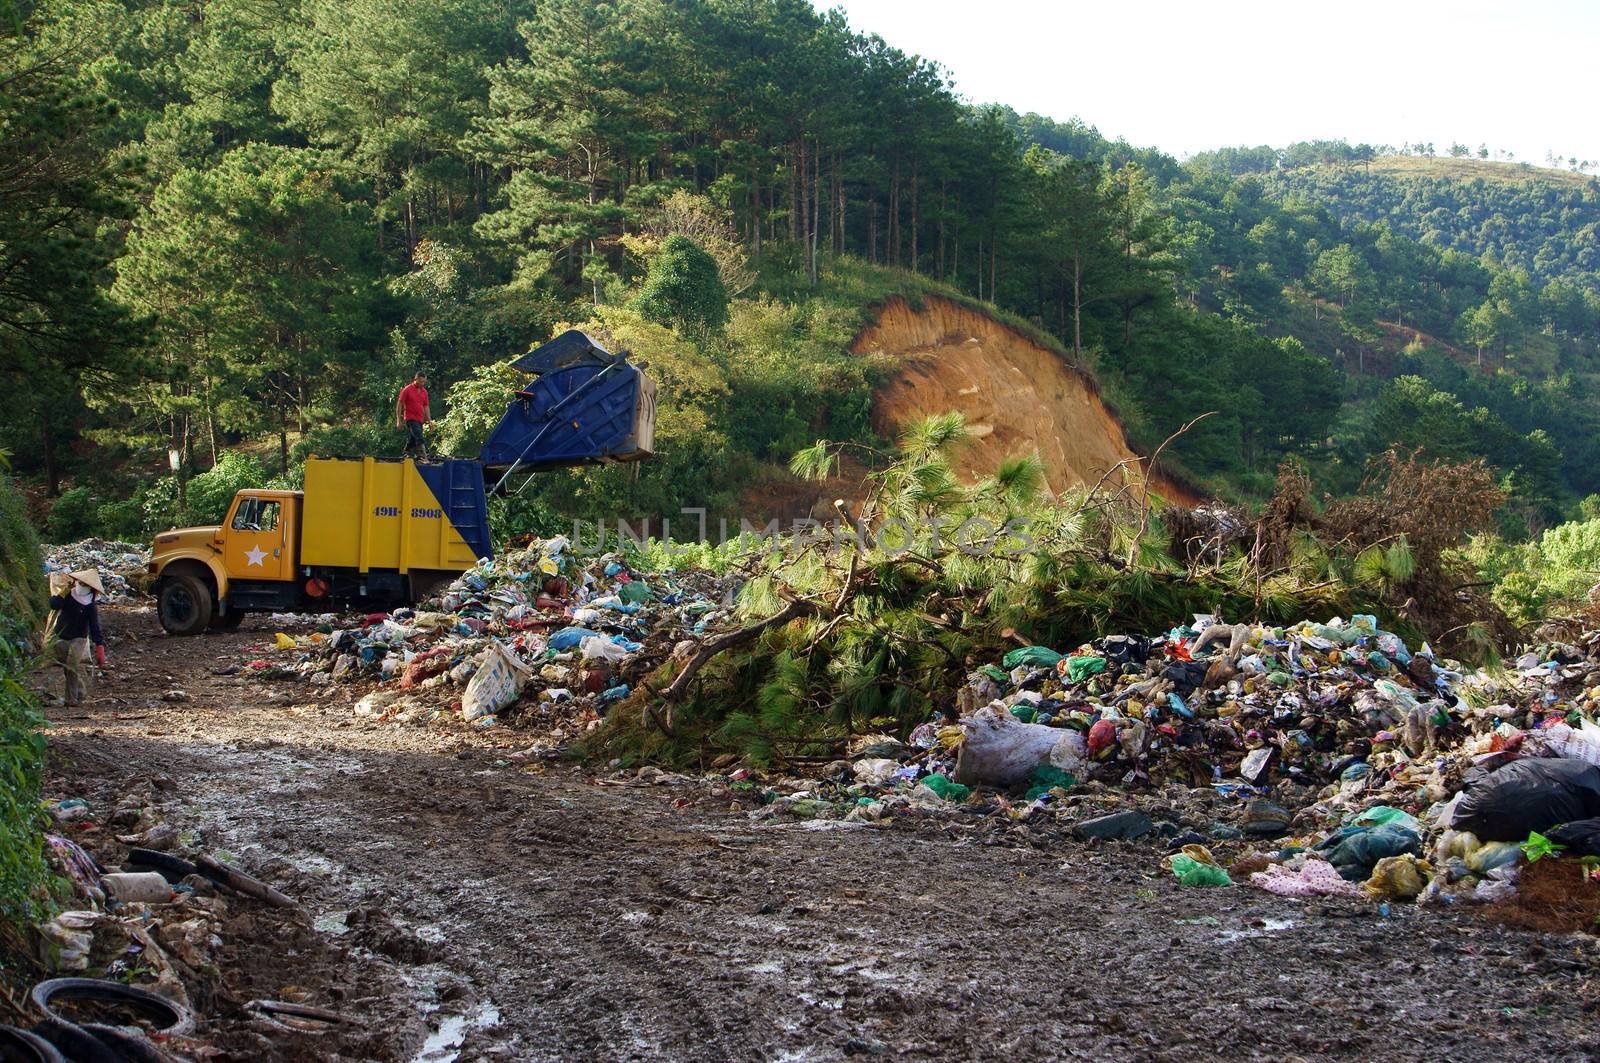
xmin=1298 ymin=154 xmax=1597 ymax=188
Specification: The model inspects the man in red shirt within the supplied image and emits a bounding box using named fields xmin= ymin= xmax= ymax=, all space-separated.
xmin=395 ymin=371 xmax=431 ymax=459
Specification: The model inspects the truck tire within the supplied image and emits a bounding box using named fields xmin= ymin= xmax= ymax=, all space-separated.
xmin=210 ymin=609 xmax=245 ymax=631
xmin=158 ymin=574 xmax=213 ymax=636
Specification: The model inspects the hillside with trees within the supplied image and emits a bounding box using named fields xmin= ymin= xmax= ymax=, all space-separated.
xmin=5 ymin=0 xmax=1600 ymax=552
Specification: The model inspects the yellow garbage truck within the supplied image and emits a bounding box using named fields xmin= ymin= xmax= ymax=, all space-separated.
xmin=147 ymin=330 xmax=655 ymax=635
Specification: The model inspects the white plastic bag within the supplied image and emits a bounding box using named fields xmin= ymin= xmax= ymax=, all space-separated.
xmin=462 ymin=643 xmax=531 ymax=721
xmin=955 ymin=705 xmax=1087 ymax=786
xmin=579 ymin=635 xmax=632 ymax=663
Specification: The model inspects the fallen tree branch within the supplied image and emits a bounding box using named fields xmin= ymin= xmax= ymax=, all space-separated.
xmin=1126 ymin=411 xmax=1216 ymax=569
xmin=660 ymin=596 xmax=820 ymax=706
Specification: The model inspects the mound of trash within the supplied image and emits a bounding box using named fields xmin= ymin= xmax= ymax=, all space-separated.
xmin=714 ymin=612 xmax=1600 ymax=913
xmin=254 ymin=538 xmax=741 ymax=753
xmin=44 ymin=539 xmax=150 ymax=602
xmin=251 ymin=536 xmax=1600 ymax=918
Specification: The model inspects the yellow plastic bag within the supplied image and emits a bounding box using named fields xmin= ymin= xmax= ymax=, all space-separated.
xmin=273 ymin=632 xmax=296 ymax=651
xmin=1362 ymin=854 xmax=1434 ymax=900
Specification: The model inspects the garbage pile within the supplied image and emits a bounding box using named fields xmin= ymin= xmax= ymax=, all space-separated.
xmin=20 ymin=785 xmax=303 ymax=1058
xmin=258 ymin=537 xmax=741 ymax=751
xmin=744 ymin=613 xmax=1600 ymax=913
xmin=44 ymin=538 xmax=150 ymax=601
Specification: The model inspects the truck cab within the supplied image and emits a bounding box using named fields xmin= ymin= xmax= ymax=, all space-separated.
xmin=149 ymin=489 xmax=304 ymax=635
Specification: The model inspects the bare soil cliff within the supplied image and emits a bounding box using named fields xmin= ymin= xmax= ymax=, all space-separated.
xmin=854 ymin=296 xmax=1204 ymax=505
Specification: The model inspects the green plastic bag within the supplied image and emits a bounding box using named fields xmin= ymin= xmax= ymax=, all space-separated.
xmin=1065 ymin=655 xmax=1108 ymax=683
xmin=922 ymin=773 xmax=971 ymax=803
xmin=1003 ymin=645 xmax=1063 ymax=670
xmin=1024 ymin=765 xmax=1076 ymax=801
xmin=1169 ymin=855 xmax=1231 ymax=887
xmin=1349 ymin=805 xmax=1422 ymax=832
xmin=618 ymin=580 xmax=652 ymax=605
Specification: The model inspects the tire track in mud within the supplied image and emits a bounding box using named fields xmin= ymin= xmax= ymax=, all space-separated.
xmin=41 ymin=607 xmax=1600 ymax=1061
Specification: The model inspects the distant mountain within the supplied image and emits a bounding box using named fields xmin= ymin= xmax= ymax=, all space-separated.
xmin=1262 ymin=156 xmax=1600 ymax=288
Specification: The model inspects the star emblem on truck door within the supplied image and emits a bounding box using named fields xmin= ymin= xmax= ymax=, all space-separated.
xmin=245 ymin=546 xmax=267 ymax=567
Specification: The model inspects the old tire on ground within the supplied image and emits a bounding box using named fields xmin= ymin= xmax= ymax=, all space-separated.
xmin=157 ymin=574 xmax=212 ymax=636
xmin=210 ymin=609 xmax=245 ymax=631
xmin=31 ymin=978 xmax=195 ymax=1039
xmin=0 ymin=1025 xmax=66 ymax=1063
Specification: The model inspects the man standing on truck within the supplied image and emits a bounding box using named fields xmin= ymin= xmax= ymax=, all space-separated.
xmin=396 ymin=370 xmax=431 ymax=460
xmin=46 ymin=569 xmax=109 ymax=705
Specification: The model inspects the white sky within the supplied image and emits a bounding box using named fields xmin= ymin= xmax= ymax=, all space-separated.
xmin=819 ymin=0 xmax=1600 ymax=166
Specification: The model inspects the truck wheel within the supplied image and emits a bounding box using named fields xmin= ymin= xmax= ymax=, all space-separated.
xmin=158 ymin=574 xmax=213 ymax=636
xmin=210 ymin=610 xmax=245 ymax=632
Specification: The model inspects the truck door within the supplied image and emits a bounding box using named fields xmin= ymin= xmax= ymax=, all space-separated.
xmin=224 ymin=495 xmax=294 ymax=582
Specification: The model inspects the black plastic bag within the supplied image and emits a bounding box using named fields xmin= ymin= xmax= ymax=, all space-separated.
xmin=1452 ymin=758 xmax=1600 ymax=842
xmin=1545 ymin=817 xmax=1600 ymax=857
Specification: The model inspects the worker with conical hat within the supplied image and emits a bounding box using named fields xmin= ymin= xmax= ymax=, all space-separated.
xmin=46 ymin=568 xmax=109 ymax=706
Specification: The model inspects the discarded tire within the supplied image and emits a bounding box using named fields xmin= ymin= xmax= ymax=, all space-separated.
xmin=78 ymin=1024 xmax=169 ymax=1063
xmin=0 ymin=1025 xmax=67 ymax=1063
xmin=31 ymin=1019 xmax=121 ymax=1063
xmin=30 ymin=978 xmax=195 ymax=1039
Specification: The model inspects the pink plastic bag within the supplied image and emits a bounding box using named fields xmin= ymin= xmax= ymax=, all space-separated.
xmin=1250 ymin=858 xmax=1362 ymax=897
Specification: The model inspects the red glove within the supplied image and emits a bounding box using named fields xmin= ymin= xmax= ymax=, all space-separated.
xmin=95 ymin=645 xmax=108 ymax=668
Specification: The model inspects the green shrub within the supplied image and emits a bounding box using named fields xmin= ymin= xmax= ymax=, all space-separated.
xmin=630 ymin=235 xmax=729 ymax=335
xmin=1465 ymin=517 xmax=1600 ymax=626
xmin=186 ymin=452 xmax=268 ymax=525
xmin=140 ymin=476 xmax=178 ymax=535
xmin=46 ymin=486 xmax=99 ymax=543
xmin=489 ymin=493 xmax=566 ymax=545
xmin=293 ymin=422 xmax=398 ymax=465
xmin=0 ymin=474 xmax=47 ymax=631
xmin=0 ymin=474 xmax=53 ymax=928
xmin=96 ymin=496 xmax=147 ymax=541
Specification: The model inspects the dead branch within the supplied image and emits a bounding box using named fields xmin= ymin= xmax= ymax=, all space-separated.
xmin=1126 ymin=412 xmax=1216 ymax=568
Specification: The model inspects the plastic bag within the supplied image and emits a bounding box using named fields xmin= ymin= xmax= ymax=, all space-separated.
xmin=1062 ymin=655 xmax=1108 ymax=683
xmin=852 ymin=758 xmax=899 ymax=786
xmin=1544 ymin=816 xmax=1600 ymax=856
xmin=1451 ymin=757 xmax=1600 ymax=842
xmin=920 ymin=774 xmax=971 ymax=802
xmin=274 ymin=632 xmax=297 ymax=650
xmin=548 ymin=626 xmax=600 ymax=651
xmin=1250 ymin=858 xmax=1362 ymax=897
xmin=579 ymin=635 xmax=632 ymax=662
xmin=1169 ymin=855 xmax=1231 ymax=887
xmin=1363 ymin=854 xmax=1434 ymax=900
xmin=1526 ymin=720 xmax=1600 ymax=767
xmin=1314 ymin=822 xmax=1422 ymax=880
xmin=1349 ymin=805 xmax=1422 ymax=832
xmin=462 ymin=643 xmax=530 ymax=721
xmin=1003 ymin=645 xmax=1063 ymax=670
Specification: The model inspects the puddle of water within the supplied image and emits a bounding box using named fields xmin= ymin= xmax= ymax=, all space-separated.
xmin=412 ymin=1000 xmax=501 ymax=1063
xmin=313 ymin=910 xmax=350 ymax=935
xmin=1217 ymin=917 xmax=1298 ymax=943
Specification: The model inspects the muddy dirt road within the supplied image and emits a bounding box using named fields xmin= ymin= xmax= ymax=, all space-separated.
xmin=39 ymin=606 xmax=1600 ymax=1061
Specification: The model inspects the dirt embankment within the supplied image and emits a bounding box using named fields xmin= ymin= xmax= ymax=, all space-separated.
xmin=855 ymin=296 xmax=1205 ymax=506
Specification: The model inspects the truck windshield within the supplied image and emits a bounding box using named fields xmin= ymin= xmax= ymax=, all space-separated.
xmin=232 ymin=498 xmax=280 ymax=532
